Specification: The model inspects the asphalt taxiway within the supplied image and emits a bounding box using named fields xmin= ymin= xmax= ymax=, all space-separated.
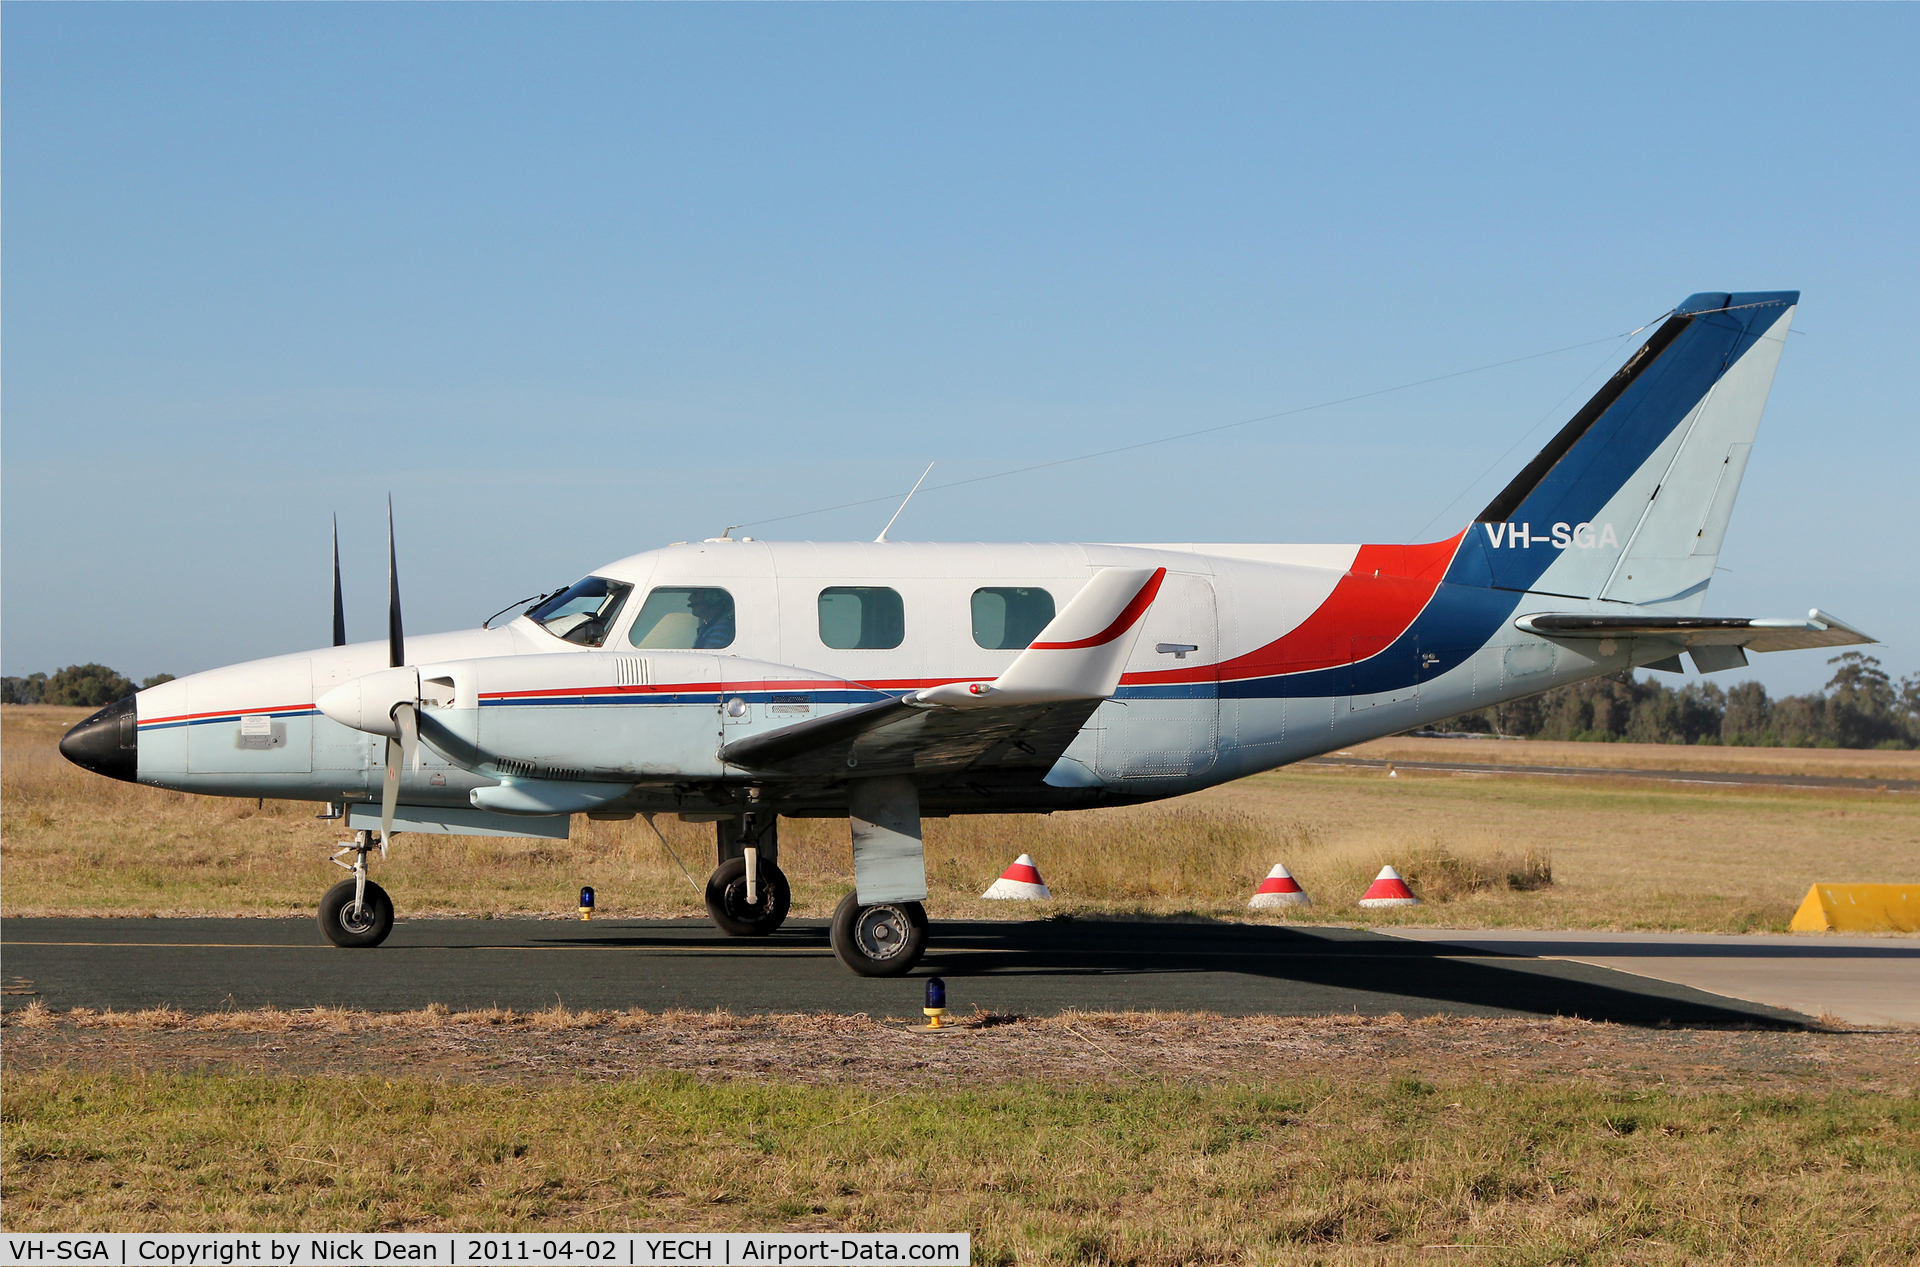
xmin=0 ymin=917 xmax=1845 ymax=1028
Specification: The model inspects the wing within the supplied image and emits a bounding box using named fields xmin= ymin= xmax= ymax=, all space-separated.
xmin=719 ymin=693 xmax=1105 ymax=780
xmin=721 ymin=566 xmax=1166 ymax=780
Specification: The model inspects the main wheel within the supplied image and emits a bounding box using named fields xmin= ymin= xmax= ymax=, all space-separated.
xmin=705 ymin=857 xmax=792 ymax=936
xmin=318 ymin=879 xmax=395 ymax=948
xmin=829 ymin=891 xmax=928 ymax=977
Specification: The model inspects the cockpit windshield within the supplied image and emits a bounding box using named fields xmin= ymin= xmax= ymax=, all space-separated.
xmin=526 ymin=576 xmax=633 ymax=647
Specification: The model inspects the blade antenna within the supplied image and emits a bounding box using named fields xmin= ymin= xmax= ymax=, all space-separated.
xmin=875 ymin=462 xmax=935 ymax=543
xmin=331 ymin=514 xmax=347 ymax=647
xmin=386 ymin=496 xmax=405 ymax=669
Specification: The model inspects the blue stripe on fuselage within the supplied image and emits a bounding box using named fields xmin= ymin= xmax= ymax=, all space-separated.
xmin=1447 ymin=292 xmax=1795 ymax=594
xmin=1114 ymin=581 xmax=1523 ymax=702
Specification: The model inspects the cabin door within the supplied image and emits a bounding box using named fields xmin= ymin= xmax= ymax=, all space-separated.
xmin=1094 ymin=572 xmax=1220 ymax=780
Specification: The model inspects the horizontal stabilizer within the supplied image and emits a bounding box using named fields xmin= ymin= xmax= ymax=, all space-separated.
xmin=1516 ymin=608 xmax=1874 ymax=653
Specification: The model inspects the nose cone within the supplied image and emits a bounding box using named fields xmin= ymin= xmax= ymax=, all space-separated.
xmin=60 ymin=695 xmax=138 ymax=783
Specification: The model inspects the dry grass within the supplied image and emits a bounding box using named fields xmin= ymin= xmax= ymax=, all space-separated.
xmin=1351 ymin=734 xmax=1920 ymax=780
xmin=6 ymin=705 xmax=1917 ymax=931
xmin=4 ymin=1063 xmax=1917 ymax=1261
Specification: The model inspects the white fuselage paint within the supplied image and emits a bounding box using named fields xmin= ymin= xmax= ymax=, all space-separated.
xmin=131 ymin=537 xmax=1663 ymax=818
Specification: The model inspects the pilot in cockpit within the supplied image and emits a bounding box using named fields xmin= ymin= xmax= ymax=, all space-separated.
xmin=688 ymin=589 xmax=735 ymax=649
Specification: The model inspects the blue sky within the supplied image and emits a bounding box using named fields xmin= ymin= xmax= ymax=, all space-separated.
xmin=5 ymin=4 xmax=1915 ymax=696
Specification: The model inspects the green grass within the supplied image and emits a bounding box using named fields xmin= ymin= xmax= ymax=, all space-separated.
xmin=5 ymin=1069 xmax=1918 ymax=1263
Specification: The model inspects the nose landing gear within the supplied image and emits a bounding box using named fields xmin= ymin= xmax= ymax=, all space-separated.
xmin=705 ymin=855 xmax=792 ymax=936
xmin=319 ymin=830 xmax=395 ymax=948
xmin=705 ymin=811 xmax=792 ymax=936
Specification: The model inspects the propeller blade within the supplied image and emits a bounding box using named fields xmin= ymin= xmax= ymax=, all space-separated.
xmin=332 ymin=514 xmax=347 ymax=648
xmin=381 ymin=733 xmax=400 ymax=855
xmin=387 ymin=497 xmax=405 ymax=670
xmin=396 ymin=700 xmax=420 ymax=776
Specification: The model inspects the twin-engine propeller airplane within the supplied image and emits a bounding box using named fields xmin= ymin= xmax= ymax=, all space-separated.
xmin=61 ymin=290 xmax=1873 ymax=976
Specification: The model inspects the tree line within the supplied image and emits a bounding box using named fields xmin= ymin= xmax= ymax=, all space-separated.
xmin=1 ymin=665 xmax=173 ymax=708
xmin=1443 ymin=653 xmax=1920 ymax=749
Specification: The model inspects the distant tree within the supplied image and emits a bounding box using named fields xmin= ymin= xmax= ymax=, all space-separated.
xmin=1 ymin=673 xmax=49 ymax=704
xmin=1822 ymin=652 xmax=1908 ymax=748
xmin=1720 ymin=680 xmax=1773 ymax=746
xmin=40 ymin=664 xmax=138 ymax=707
xmin=142 ymin=673 xmax=176 ymax=689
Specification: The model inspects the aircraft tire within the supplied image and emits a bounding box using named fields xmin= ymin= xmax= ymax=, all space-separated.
xmin=705 ymin=857 xmax=791 ymax=936
xmin=318 ymin=879 xmax=395 ymax=948
xmin=829 ymin=892 xmax=928 ymax=977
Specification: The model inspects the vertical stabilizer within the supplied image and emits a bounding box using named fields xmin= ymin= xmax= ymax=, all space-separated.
xmin=1448 ymin=291 xmax=1797 ymax=611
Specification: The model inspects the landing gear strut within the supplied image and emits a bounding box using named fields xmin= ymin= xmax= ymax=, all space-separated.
xmin=706 ymin=811 xmax=790 ymax=936
xmin=830 ymin=776 xmax=931 ymax=976
xmin=319 ymin=829 xmax=394 ymax=948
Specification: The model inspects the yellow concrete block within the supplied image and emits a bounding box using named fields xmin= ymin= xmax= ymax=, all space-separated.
xmin=1790 ymin=884 xmax=1920 ymax=933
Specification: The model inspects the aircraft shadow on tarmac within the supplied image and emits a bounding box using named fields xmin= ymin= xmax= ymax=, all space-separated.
xmin=536 ymin=919 xmax=1810 ymax=1030
xmin=1425 ymin=939 xmax=1920 ymax=961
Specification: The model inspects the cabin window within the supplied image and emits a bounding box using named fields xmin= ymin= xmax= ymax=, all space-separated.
xmin=628 ymin=587 xmax=736 ymax=649
xmin=526 ymin=576 xmax=632 ymax=647
xmin=818 ymin=586 xmax=904 ymax=650
xmin=971 ymin=587 xmax=1056 ymax=650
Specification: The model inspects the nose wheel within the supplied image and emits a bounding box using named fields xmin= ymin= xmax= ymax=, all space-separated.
xmin=829 ymin=892 xmax=928 ymax=976
xmin=705 ymin=855 xmax=792 ymax=936
xmin=319 ymin=829 xmax=395 ymax=948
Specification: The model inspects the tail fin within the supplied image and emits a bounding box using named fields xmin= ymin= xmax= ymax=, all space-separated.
xmin=1451 ymin=291 xmax=1797 ymax=611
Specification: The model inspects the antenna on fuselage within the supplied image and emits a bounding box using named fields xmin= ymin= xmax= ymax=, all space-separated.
xmin=875 ymin=462 xmax=935 ymax=543
xmin=332 ymin=514 xmax=347 ymax=647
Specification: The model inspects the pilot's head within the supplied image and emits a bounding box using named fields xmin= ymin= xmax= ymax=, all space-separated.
xmin=688 ymin=591 xmax=722 ymax=621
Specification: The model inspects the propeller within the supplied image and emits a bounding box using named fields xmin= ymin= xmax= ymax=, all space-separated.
xmin=380 ymin=497 xmax=418 ymax=854
xmin=332 ymin=515 xmax=347 ymax=648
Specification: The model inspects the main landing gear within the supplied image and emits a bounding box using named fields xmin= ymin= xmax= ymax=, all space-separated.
xmin=319 ymin=829 xmax=395 ymax=948
xmin=829 ymin=893 xmax=928 ymax=977
xmin=701 ymin=806 xmax=930 ymax=976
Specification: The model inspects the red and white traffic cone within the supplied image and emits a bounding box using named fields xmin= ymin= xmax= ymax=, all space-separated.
xmin=1358 ymin=864 xmax=1421 ymax=907
xmin=1249 ymin=863 xmax=1311 ymax=909
xmin=982 ymin=853 xmax=1051 ymax=900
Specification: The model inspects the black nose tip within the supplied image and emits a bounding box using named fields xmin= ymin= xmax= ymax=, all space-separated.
xmin=60 ymin=695 xmax=138 ymax=782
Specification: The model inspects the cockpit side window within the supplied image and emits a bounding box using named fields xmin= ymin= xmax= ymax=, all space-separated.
xmin=629 ymin=587 xmax=736 ymax=650
xmin=527 ymin=576 xmax=633 ymax=647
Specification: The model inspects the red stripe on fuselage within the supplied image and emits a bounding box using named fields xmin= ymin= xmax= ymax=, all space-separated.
xmin=140 ymin=702 xmax=318 ymax=727
xmin=1123 ymin=531 xmax=1467 ymax=686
